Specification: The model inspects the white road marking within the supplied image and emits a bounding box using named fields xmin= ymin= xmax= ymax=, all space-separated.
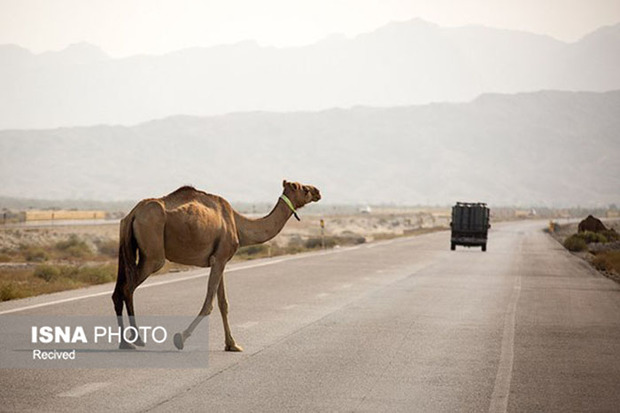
xmin=335 ymin=283 xmax=352 ymax=290
xmin=488 ymin=272 xmax=522 ymax=413
xmin=366 ymin=239 xmax=395 ymax=249
xmin=282 ymin=304 xmax=298 ymax=310
xmin=0 ymin=290 xmax=116 ymax=315
xmin=316 ymin=293 xmax=330 ymax=299
xmin=0 ymin=240 xmax=403 ymax=315
xmin=57 ymin=382 xmax=110 ymax=398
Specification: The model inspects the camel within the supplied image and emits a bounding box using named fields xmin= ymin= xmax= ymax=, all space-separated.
xmin=112 ymin=180 xmax=321 ymax=351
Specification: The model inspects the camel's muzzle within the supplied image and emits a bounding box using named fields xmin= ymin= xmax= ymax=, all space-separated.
xmin=311 ymin=188 xmax=321 ymax=202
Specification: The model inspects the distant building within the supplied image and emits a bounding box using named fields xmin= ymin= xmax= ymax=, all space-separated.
xmin=607 ymin=210 xmax=620 ymax=218
xmin=21 ymin=210 xmax=106 ymax=221
xmin=514 ymin=209 xmax=536 ymax=218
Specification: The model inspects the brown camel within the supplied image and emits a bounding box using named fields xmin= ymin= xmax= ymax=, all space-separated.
xmin=112 ymin=180 xmax=321 ymax=351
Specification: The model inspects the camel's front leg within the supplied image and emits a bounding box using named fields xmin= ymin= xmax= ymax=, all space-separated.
xmin=218 ymin=277 xmax=243 ymax=352
xmin=174 ymin=261 xmax=224 ymax=350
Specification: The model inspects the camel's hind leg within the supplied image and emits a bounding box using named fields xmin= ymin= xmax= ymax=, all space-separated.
xmin=112 ymin=282 xmax=130 ymax=348
xmin=123 ymin=257 xmax=164 ymax=346
xmin=124 ymin=201 xmax=166 ymax=348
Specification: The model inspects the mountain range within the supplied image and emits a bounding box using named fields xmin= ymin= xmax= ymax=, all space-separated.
xmin=1 ymin=90 xmax=618 ymax=207
xmin=1 ymin=19 xmax=619 ymax=130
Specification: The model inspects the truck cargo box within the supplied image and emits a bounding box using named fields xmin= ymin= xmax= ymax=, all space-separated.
xmin=450 ymin=202 xmax=490 ymax=251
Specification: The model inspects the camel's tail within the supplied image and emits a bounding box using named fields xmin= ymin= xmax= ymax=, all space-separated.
xmin=112 ymin=210 xmax=138 ymax=313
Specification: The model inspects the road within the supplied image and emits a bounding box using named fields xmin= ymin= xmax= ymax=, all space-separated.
xmin=1 ymin=220 xmax=619 ymax=412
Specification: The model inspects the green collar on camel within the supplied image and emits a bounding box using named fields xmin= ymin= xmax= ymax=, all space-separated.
xmin=280 ymin=194 xmax=300 ymax=221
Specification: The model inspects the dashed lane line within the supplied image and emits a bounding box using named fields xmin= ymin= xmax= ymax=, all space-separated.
xmin=57 ymin=382 xmax=111 ymax=398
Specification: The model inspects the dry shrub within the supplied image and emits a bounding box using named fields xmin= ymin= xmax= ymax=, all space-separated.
xmin=55 ymin=234 xmax=92 ymax=258
xmin=34 ymin=263 xmax=116 ymax=285
xmin=237 ymin=244 xmax=269 ymax=257
xmin=305 ymin=237 xmax=337 ymax=249
xmin=601 ymin=230 xmax=619 ymax=242
xmin=24 ymin=247 xmax=49 ymax=262
xmin=75 ymin=265 xmax=116 ymax=284
xmin=96 ymin=239 xmax=118 ymax=258
xmin=34 ymin=264 xmax=61 ymax=281
xmin=576 ymin=231 xmax=608 ymax=244
xmin=564 ymin=235 xmax=587 ymax=252
xmin=0 ymin=264 xmax=117 ymax=302
xmin=0 ymin=282 xmax=26 ymax=301
xmin=593 ymin=251 xmax=620 ymax=274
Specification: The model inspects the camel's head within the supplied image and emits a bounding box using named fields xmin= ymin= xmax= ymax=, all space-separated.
xmin=282 ymin=180 xmax=321 ymax=208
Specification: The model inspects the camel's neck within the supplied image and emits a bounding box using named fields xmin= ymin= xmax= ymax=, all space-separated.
xmin=233 ymin=197 xmax=294 ymax=247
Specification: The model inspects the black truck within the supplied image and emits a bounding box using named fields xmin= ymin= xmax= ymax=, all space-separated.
xmin=450 ymin=202 xmax=490 ymax=251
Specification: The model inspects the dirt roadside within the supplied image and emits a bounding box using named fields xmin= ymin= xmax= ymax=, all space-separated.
xmin=549 ymin=218 xmax=620 ymax=283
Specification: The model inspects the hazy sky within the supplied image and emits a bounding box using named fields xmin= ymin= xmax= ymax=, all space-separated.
xmin=1 ymin=0 xmax=619 ymax=57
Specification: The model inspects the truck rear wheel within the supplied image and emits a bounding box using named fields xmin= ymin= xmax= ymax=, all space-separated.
xmin=482 ymin=244 xmax=487 ymax=252
xmin=451 ymin=242 xmax=456 ymax=251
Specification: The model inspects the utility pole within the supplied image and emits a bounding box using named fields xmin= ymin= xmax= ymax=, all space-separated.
xmin=320 ymin=219 xmax=325 ymax=249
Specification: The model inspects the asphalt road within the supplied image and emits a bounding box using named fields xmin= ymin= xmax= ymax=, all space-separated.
xmin=1 ymin=220 xmax=619 ymax=412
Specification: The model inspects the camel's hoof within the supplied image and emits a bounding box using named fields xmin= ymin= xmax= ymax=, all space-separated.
xmin=173 ymin=333 xmax=184 ymax=350
xmin=119 ymin=341 xmax=136 ymax=350
xmin=126 ymin=329 xmax=145 ymax=347
xmin=225 ymin=343 xmax=244 ymax=352
xmin=133 ymin=336 xmax=146 ymax=347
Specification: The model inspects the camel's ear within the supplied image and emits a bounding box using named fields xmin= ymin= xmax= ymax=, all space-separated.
xmin=282 ymin=179 xmax=288 ymax=188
